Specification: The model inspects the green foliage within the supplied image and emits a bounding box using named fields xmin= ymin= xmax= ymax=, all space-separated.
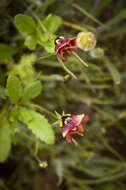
xmin=7 ymin=75 xmax=22 ymax=104
xmin=14 ymin=13 xmax=62 ymax=53
xmin=24 ymin=35 xmax=37 ymax=50
xmin=14 ymin=14 xmax=37 ymax=35
xmin=0 ymin=118 xmax=11 ymax=162
xmin=0 ymin=43 xmax=17 ymax=63
xmin=8 ymin=54 xmax=36 ymax=84
xmin=0 ymin=0 xmax=126 ymax=189
xmin=19 ymin=107 xmax=55 ymax=144
xmin=42 ymin=14 xmax=62 ymax=33
xmin=22 ymin=80 xmax=42 ymax=101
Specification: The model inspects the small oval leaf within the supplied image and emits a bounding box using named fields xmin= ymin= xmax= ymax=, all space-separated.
xmin=43 ymin=14 xmax=62 ymax=34
xmin=24 ymin=35 xmax=37 ymax=50
xmin=7 ymin=75 xmax=22 ymax=104
xmin=14 ymin=14 xmax=37 ymax=35
xmin=22 ymin=81 xmax=42 ymax=101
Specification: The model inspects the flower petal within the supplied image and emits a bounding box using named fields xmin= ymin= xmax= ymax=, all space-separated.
xmin=78 ymin=124 xmax=84 ymax=133
xmin=71 ymin=114 xmax=85 ymax=126
xmin=62 ymin=129 xmax=69 ymax=138
xmin=66 ymin=134 xmax=72 ymax=143
xmin=83 ymin=114 xmax=89 ymax=122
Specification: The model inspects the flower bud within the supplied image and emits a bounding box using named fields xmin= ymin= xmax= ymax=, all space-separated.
xmin=76 ymin=32 xmax=96 ymax=51
xmin=39 ymin=161 xmax=48 ymax=168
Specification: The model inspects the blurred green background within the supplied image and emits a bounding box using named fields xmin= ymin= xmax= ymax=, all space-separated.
xmin=0 ymin=0 xmax=126 ymax=190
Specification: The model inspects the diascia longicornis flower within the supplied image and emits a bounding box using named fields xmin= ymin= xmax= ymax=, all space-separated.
xmin=55 ymin=36 xmax=88 ymax=79
xmin=60 ymin=114 xmax=89 ymax=143
xmin=55 ymin=36 xmax=77 ymax=61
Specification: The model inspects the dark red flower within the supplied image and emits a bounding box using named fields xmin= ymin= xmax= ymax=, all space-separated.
xmin=60 ymin=114 xmax=89 ymax=143
xmin=55 ymin=36 xmax=77 ymax=61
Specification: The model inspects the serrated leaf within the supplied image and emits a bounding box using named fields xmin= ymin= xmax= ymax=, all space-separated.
xmin=24 ymin=35 xmax=37 ymax=50
xmin=43 ymin=14 xmax=62 ymax=33
xmin=22 ymin=81 xmax=42 ymax=101
xmin=0 ymin=43 xmax=17 ymax=63
xmin=19 ymin=107 xmax=55 ymax=144
xmin=7 ymin=75 xmax=22 ymax=104
xmin=0 ymin=118 xmax=11 ymax=162
xmin=14 ymin=14 xmax=37 ymax=35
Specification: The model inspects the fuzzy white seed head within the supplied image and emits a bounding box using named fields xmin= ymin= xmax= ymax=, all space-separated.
xmin=90 ymin=48 xmax=104 ymax=58
xmin=76 ymin=32 xmax=96 ymax=51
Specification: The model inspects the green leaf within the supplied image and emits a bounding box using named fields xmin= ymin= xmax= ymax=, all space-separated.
xmin=22 ymin=80 xmax=42 ymax=101
xmin=19 ymin=107 xmax=55 ymax=144
xmin=44 ymin=40 xmax=55 ymax=53
xmin=38 ymin=38 xmax=55 ymax=53
xmin=14 ymin=14 xmax=37 ymax=35
xmin=0 ymin=118 xmax=11 ymax=162
xmin=43 ymin=14 xmax=62 ymax=33
xmin=7 ymin=75 xmax=22 ymax=104
xmin=37 ymin=26 xmax=49 ymax=42
xmin=37 ymin=27 xmax=55 ymax=53
xmin=0 ymin=43 xmax=17 ymax=63
xmin=24 ymin=35 xmax=37 ymax=50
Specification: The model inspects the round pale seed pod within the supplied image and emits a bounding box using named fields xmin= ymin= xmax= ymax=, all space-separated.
xmin=90 ymin=47 xmax=104 ymax=58
xmin=76 ymin=32 xmax=96 ymax=51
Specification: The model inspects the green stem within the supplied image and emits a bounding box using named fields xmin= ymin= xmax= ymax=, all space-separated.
xmin=62 ymin=20 xmax=87 ymax=32
xmin=57 ymin=54 xmax=77 ymax=79
xmin=37 ymin=53 xmax=55 ymax=61
xmin=34 ymin=138 xmax=39 ymax=155
xmin=72 ymin=52 xmax=88 ymax=67
xmin=23 ymin=102 xmax=57 ymax=119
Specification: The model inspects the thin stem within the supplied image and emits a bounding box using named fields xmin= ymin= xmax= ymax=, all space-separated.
xmin=62 ymin=20 xmax=88 ymax=32
xmin=64 ymin=46 xmax=77 ymax=50
xmin=37 ymin=53 xmax=55 ymax=61
xmin=34 ymin=138 xmax=39 ymax=155
xmin=23 ymin=102 xmax=57 ymax=119
xmin=72 ymin=3 xmax=106 ymax=28
xmin=72 ymin=51 xmax=88 ymax=67
xmin=57 ymin=54 xmax=77 ymax=80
